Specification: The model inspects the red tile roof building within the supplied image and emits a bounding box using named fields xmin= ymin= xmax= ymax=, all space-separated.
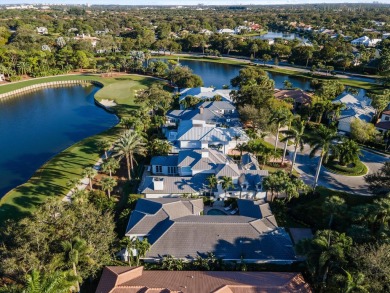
xmin=96 ymin=266 xmax=312 ymax=293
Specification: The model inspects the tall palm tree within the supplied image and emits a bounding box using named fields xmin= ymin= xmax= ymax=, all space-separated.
xmin=135 ymin=238 xmax=151 ymax=266
xmin=82 ymin=167 xmax=97 ymax=190
xmin=234 ymin=143 xmax=247 ymax=160
xmin=101 ymin=158 xmax=119 ymax=178
xmin=113 ymin=130 xmax=147 ymax=180
xmin=307 ymin=125 xmax=339 ymax=188
xmin=61 ymin=237 xmax=92 ymax=293
xmin=269 ymin=109 xmax=293 ymax=151
xmin=220 ymin=176 xmax=233 ymax=198
xmin=100 ymin=177 xmax=117 ymax=198
xmin=281 ymin=120 xmax=306 ymax=174
xmin=207 ymin=174 xmax=218 ymax=196
xmin=23 ymin=270 xmax=75 ymax=293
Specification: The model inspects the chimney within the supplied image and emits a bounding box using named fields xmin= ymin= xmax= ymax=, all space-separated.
xmin=153 ymin=177 xmax=164 ymax=191
xmin=199 ymin=106 xmax=204 ymax=114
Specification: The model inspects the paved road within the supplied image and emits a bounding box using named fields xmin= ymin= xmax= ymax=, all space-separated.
xmin=265 ymin=135 xmax=389 ymax=196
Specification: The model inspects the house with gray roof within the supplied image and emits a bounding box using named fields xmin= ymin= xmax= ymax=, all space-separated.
xmin=124 ymin=198 xmax=296 ymax=264
xmin=139 ymin=149 xmax=268 ymax=199
xmin=333 ymin=92 xmax=375 ymax=133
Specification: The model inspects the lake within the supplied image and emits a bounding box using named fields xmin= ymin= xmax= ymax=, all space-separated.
xmin=0 ymin=85 xmax=118 ymax=198
xmin=177 ymin=59 xmax=312 ymax=90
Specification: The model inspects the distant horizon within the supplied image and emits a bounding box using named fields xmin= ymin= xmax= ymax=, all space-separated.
xmin=2 ymin=0 xmax=390 ymax=6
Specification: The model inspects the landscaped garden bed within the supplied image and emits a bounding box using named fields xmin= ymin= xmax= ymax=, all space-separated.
xmin=323 ymin=160 xmax=368 ymax=176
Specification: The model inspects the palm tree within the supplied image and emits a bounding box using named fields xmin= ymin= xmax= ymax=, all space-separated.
xmin=207 ymin=174 xmax=218 ymax=196
xmin=234 ymin=143 xmax=247 ymax=160
xmin=343 ymin=270 xmax=369 ymax=293
xmin=307 ymin=125 xmax=339 ymax=188
xmin=23 ymin=270 xmax=74 ymax=293
xmin=220 ymin=176 xmax=233 ymax=198
xmin=61 ymin=237 xmax=92 ymax=293
xmin=144 ymin=50 xmax=152 ymax=68
xmin=120 ymin=237 xmax=136 ymax=265
xmin=100 ymin=177 xmax=117 ymax=198
xmin=82 ymin=167 xmax=97 ymax=190
xmin=269 ymin=109 xmax=293 ymax=151
xmin=66 ymin=178 xmax=81 ymax=194
xmin=113 ymin=130 xmax=147 ymax=180
xmin=333 ymin=138 xmax=361 ymax=166
xmin=101 ymin=158 xmax=119 ymax=178
xmin=296 ymin=230 xmax=353 ymax=288
xmin=97 ymin=139 xmax=111 ymax=159
xmin=135 ymin=238 xmax=151 ymax=266
xmin=281 ymin=120 xmax=306 ymax=174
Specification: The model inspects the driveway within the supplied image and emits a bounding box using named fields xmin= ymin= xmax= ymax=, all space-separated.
xmin=265 ymin=135 xmax=389 ymax=196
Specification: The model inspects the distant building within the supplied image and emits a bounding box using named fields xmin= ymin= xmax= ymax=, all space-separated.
xmin=179 ymin=87 xmax=233 ymax=104
xmin=96 ymin=266 xmax=312 ymax=293
xmin=73 ymin=34 xmax=100 ymax=47
xmin=199 ymin=28 xmax=213 ymax=36
xmin=217 ymin=28 xmax=235 ymax=35
xmin=351 ymin=36 xmax=382 ymax=47
xmin=36 ymin=27 xmax=48 ymax=35
xmin=274 ymin=89 xmax=313 ymax=110
xmin=95 ymin=28 xmax=109 ymax=35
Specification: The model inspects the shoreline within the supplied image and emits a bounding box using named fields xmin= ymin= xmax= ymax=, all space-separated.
xmin=0 ymin=74 xmax=161 ymax=223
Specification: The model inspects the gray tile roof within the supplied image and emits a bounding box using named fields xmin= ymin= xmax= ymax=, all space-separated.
xmin=126 ymin=198 xmax=205 ymax=236
xmin=127 ymin=198 xmax=295 ymax=262
xmin=150 ymin=156 xmax=178 ymax=167
xmin=237 ymin=199 xmax=273 ymax=219
xmin=176 ymin=124 xmax=248 ymax=143
xmin=145 ymin=221 xmax=295 ymax=261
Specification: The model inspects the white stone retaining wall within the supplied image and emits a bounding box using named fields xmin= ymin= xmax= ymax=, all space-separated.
xmin=0 ymin=80 xmax=104 ymax=100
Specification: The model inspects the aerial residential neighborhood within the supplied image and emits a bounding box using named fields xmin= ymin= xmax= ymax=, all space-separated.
xmin=0 ymin=2 xmax=389 ymax=293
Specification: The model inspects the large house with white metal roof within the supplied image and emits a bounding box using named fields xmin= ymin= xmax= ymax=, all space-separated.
xmin=139 ymin=148 xmax=267 ymax=199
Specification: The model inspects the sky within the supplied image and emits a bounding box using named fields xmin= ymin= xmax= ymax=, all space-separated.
xmin=2 ymin=0 xmax=390 ymax=5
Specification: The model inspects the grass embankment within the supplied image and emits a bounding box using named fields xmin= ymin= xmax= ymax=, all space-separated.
xmin=323 ymin=160 xmax=368 ymax=176
xmin=0 ymin=74 xmax=164 ymax=223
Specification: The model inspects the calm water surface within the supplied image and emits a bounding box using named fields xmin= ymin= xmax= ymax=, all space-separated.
xmin=179 ymin=59 xmax=312 ymax=90
xmin=0 ymin=86 xmax=118 ymax=198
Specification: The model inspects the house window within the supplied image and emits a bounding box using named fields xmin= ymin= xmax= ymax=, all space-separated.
xmin=168 ymin=166 xmax=177 ymax=175
xmin=385 ymin=116 xmax=389 ymax=121
xmin=155 ymin=165 xmax=162 ymax=173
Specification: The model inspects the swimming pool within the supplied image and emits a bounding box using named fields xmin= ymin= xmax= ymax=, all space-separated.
xmin=207 ymin=209 xmax=227 ymax=215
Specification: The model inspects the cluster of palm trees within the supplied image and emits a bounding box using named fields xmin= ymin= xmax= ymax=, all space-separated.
xmin=67 ymin=129 xmax=147 ymax=201
xmin=206 ymin=175 xmax=233 ymax=198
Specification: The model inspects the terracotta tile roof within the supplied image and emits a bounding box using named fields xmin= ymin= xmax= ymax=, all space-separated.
xmin=96 ymin=267 xmax=312 ymax=293
xmin=274 ymin=89 xmax=312 ymax=105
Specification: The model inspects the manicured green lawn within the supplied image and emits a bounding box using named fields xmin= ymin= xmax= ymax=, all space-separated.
xmin=323 ymin=160 xmax=368 ymax=176
xmin=0 ymin=74 xmax=163 ymax=223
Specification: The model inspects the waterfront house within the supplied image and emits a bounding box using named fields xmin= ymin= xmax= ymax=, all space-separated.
xmin=138 ymin=148 xmax=267 ymax=199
